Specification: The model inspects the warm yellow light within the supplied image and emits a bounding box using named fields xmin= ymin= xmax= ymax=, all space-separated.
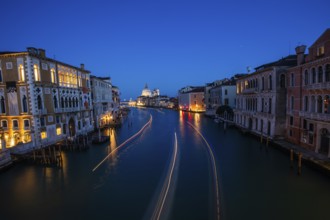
xmin=41 ymin=131 xmax=47 ymax=139
xmin=56 ymin=128 xmax=62 ymax=135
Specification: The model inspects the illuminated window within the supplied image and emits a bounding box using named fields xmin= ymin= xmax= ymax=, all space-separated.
xmin=18 ymin=64 xmax=25 ymax=82
xmin=51 ymin=68 xmax=56 ymax=83
xmin=34 ymin=64 xmax=41 ymax=81
xmin=41 ymin=131 xmax=47 ymax=139
xmin=56 ymin=127 xmax=62 ymax=135
xmin=24 ymin=133 xmax=31 ymax=143
xmin=317 ymin=46 xmax=325 ymax=56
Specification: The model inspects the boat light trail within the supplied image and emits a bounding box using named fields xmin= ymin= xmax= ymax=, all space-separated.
xmin=152 ymin=132 xmax=178 ymax=220
xmin=92 ymin=115 xmax=152 ymax=172
xmin=187 ymin=122 xmax=221 ymax=220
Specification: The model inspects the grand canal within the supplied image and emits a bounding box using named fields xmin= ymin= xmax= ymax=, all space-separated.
xmin=1 ymin=108 xmax=330 ymax=220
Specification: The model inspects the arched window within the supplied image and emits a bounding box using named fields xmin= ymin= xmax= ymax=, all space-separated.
xmin=311 ymin=96 xmax=315 ymax=112
xmin=280 ymin=74 xmax=285 ymax=88
xmin=312 ymin=68 xmax=316 ymax=83
xmin=268 ymin=98 xmax=272 ymax=114
xmin=53 ymin=96 xmax=58 ymax=109
xmin=22 ymin=95 xmax=28 ymax=112
xmin=318 ymin=66 xmax=323 ymax=83
xmin=34 ymin=64 xmax=40 ymax=81
xmin=324 ymin=95 xmax=329 ymax=114
xmin=65 ymin=97 xmax=68 ymax=108
xmin=0 ymin=69 xmax=3 ymax=82
xmin=304 ymin=96 xmax=309 ymax=111
xmin=61 ymin=97 xmax=64 ymax=108
xmin=37 ymin=95 xmax=42 ymax=109
xmin=317 ymin=96 xmax=323 ymax=113
xmin=326 ymin=64 xmax=330 ymax=82
xmin=269 ymin=75 xmax=272 ymax=90
xmin=304 ymin=70 xmax=309 ymax=85
xmin=19 ymin=64 xmax=25 ymax=82
xmin=69 ymin=97 xmax=72 ymax=108
xmin=75 ymin=98 xmax=78 ymax=107
xmin=0 ymin=96 xmax=5 ymax=114
xmin=291 ymin=73 xmax=295 ymax=86
xmin=261 ymin=77 xmax=264 ymax=90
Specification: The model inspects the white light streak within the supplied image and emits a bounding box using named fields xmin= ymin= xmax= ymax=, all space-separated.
xmin=92 ymin=114 xmax=152 ymax=172
xmin=187 ymin=122 xmax=221 ymax=220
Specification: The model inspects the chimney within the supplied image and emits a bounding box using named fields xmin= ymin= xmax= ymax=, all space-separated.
xmin=295 ymin=45 xmax=306 ymax=66
xmin=80 ymin=63 xmax=85 ymax=70
xmin=38 ymin=48 xmax=46 ymax=58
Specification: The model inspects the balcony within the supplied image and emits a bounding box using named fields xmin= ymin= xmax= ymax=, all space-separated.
xmin=56 ymin=107 xmax=80 ymax=113
xmin=256 ymin=112 xmax=275 ymax=120
xmin=36 ymin=108 xmax=47 ymax=115
xmin=299 ymin=111 xmax=330 ymax=121
xmin=305 ymin=82 xmax=330 ymax=90
xmin=242 ymin=88 xmax=258 ymax=94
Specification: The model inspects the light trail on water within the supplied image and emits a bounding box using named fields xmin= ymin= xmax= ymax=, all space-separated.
xmin=151 ymin=132 xmax=178 ymax=220
xmin=187 ymin=122 xmax=221 ymax=220
xmin=92 ymin=114 xmax=153 ymax=172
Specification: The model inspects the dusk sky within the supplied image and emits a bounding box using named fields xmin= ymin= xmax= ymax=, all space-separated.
xmin=1 ymin=0 xmax=329 ymax=100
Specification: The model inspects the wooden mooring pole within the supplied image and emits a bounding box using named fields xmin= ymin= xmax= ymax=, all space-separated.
xmin=298 ymin=152 xmax=302 ymax=175
xmin=290 ymin=149 xmax=294 ymax=168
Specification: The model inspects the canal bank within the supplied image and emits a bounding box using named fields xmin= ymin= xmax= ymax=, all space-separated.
xmin=233 ymin=123 xmax=330 ymax=177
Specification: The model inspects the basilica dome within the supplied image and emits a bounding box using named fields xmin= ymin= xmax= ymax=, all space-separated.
xmin=141 ymin=83 xmax=151 ymax=97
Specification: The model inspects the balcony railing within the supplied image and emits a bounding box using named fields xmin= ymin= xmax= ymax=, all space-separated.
xmin=242 ymin=88 xmax=258 ymax=94
xmin=36 ymin=108 xmax=47 ymax=115
xmin=305 ymin=82 xmax=330 ymax=90
xmin=299 ymin=111 xmax=330 ymax=121
xmin=55 ymin=107 xmax=80 ymax=113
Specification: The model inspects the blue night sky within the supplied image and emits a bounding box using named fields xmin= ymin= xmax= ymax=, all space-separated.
xmin=1 ymin=0 xmax=329 ymax=100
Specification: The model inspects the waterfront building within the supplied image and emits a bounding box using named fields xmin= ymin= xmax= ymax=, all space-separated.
xmin=90 ymin=76 xmax=113 ymax=129
xmin=286 ymin=29 xmax=330 ymax=157
xmin=0 ymin=47 xmax=93 ymax=156
xmin=234 ymin=55 xmax=297 ymax=138
xmin=111 ymin=85 xmax=121 ymax=123
xmin=137 ymin=84 xmax=161 ymax=107
xmin=178 ymin=86 xmax=205 ymax=112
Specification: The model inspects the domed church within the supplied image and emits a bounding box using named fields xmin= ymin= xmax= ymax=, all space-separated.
xmin=141 ymin=83 xmax=152 ymax=97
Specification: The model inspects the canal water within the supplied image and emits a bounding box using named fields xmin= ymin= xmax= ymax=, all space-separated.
xmin=1 ymin=108 xmax=330 ymax=220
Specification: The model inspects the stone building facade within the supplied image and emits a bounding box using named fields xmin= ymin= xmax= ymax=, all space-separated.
xmin=0 ymin=47 xmax=93 ymax=155
xmin=234 ymin=55 xmax=297 ymax=138
xmin=286 ymin=29 xmax=330 ymax=157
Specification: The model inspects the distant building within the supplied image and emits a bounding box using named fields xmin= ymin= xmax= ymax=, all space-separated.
xmin=0 ymin=47 xmax=93 ymax=159
xmin=90 ymin=76 xmax=113 ymax=129
xmin=178 ymin=86 xmax=205 ymax=112
xmin=286 ymin=29 xmax=330 ymax=157
xmin=137 ymin=83 xmax=161 ymax=106
xmin=234 ymin=55 xmax=297 ymax=138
